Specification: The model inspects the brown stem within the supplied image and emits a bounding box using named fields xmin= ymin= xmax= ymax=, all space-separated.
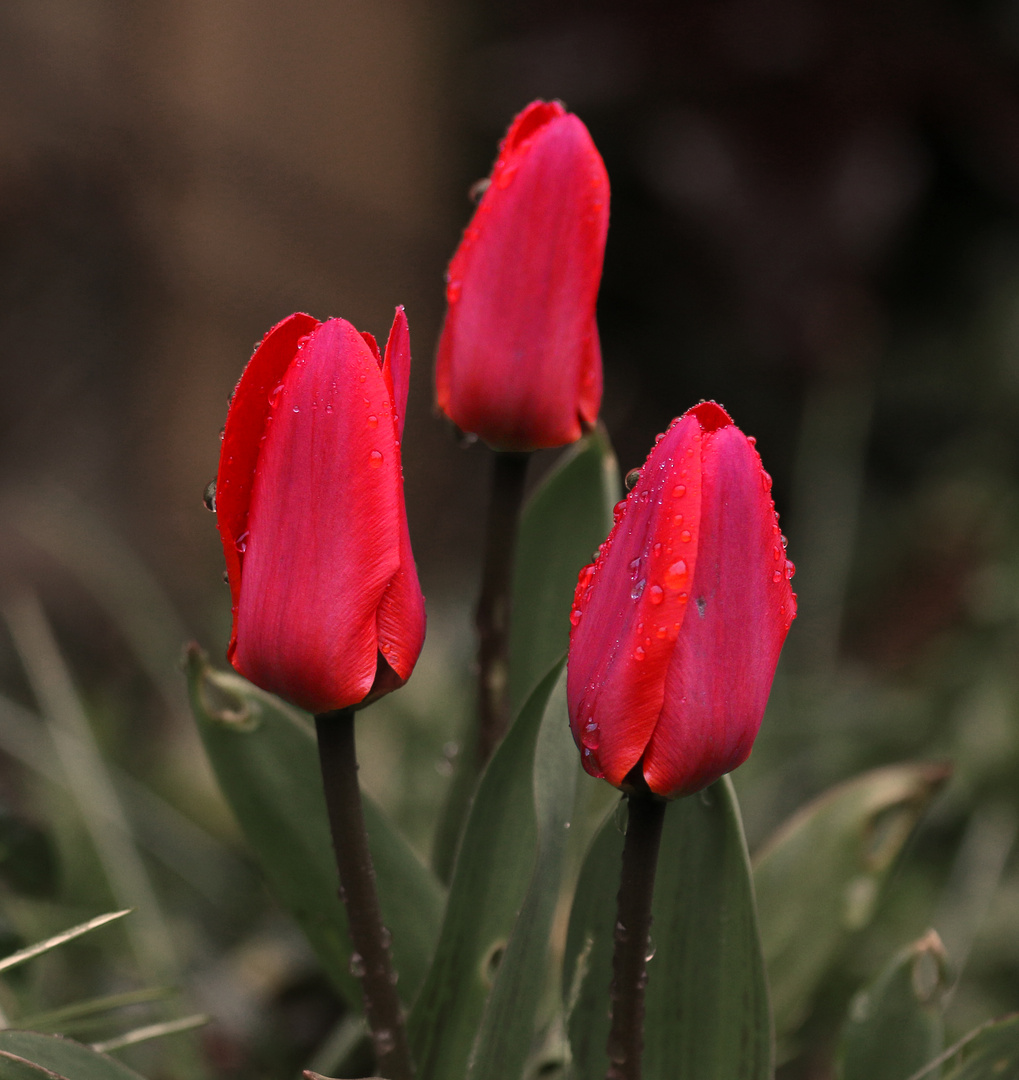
xmin=606 ymin=791 xmax=667 ymax=1080
xmin=475 ymin=450 xmax=529 ymax=766
xmin=314 ymin=710 xmax=414 ymax=1080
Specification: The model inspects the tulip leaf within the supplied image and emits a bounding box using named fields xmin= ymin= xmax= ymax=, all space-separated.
xmin=838 ymin=931 xmax=948 ymax=1080
xmin=0 ymin=1032 xmax=147 ymax=1080
xmin=564 ymin=776 xmax=772 ymax=1080
xmin=932 ymin=1014 xmax=1019 ymax=1080
xmin=184 ymin=646 xmax=444 ymax=1008
xmin=467 ymin=665 xmax=577 ymax=1080
xmin=753 ymin=762 xmax=951 ymax=1042
xmin=508 ymin=425 xmax=619 ymax=718
xmin=409 ymin=661 xmax=571 ymax=1080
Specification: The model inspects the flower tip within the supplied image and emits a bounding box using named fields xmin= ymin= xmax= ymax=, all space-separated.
xmin=688 ymin=401 xmax=733 ymax=432
xmin=505 ymin=99 xmax=569 ymax=152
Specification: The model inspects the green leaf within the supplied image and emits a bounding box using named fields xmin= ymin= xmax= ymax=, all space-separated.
xmin=0 ymin=911 xmax=132 ymax=975
xmin=753 ymin=763 xmax=950 ymax=1042
xmin=184 ymin=646 xmax=444 ymax=1006
xmin=467 ymin=666 xmax=577 ymax=1080
xmin=0 ymin=1032 xmax=146 ymax=1080
xmin=924 ymin=1014 xmax=1019 ymax=1080
xmin=839 ymin=931 xmax=948 ymax=1080
xmin=409 ymin=661 xmax=570 ymax=1080
xmin=508 ymin=426 xmax=619 ymax=718
xmin=564 ymin=777 xmax=772 ymax=1080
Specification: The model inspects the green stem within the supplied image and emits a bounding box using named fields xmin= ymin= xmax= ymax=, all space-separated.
xmin=606 ymin=791 xmax=667 ymax=1080
xmin=475 ymin=450 xmax=529 ymax=766
xmin=315 ymin=711 xmax=414 ymax=1080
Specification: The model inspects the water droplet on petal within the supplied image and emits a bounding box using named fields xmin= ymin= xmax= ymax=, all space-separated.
xmin=445 ymin=278 xmax=462 ymax=303
xmin=773 ymin=570 xmax=783 ymax=583
xmin=625 ymin=467 xmax=642 ymax=490
xmin=292 ymin=405 xmax=300 ymax=413
xmin=679 ymin=530 xmax=692 ymax=543
xmin=633 ymin=645 xmax=646 ymax=661
xmin=235 ymin=531 xmax=249 ymax=553
xmin=673 ymin=484 xmax=686 ymax=498
xmin=631 ymin=579 xmax=646 ymax=600
xmin=648 ymin=584 xmax=664 ymax=605
xmin=268 ymin=382 xmax=285 ymax=408
xmin=570 ymin=607 xmax=583 ymax=627
xmin=202 ymin=478 xmax=217 ymax=512
xmin=367 ymin=414 xmax=378 ymax=428
xmin=664 ymin=560 xmax=688 ymax=589
xmin=761 ymin=471 xmax=773 ymax=492
xmin=369 ymin=450 xmax=383 ymax=468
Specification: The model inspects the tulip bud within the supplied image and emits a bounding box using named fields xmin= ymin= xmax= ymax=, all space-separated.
xmin=435 ymin=100 xmax=609 ymax=452
xmin=215 ymin=309 xmax=426 ymax=714
xmin=566 ymin=402 xmax=796 ymax=797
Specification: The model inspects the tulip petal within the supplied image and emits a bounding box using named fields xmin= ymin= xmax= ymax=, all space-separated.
xmin=436 ymin=105 xmax=610 ymax=451
xmin=644 ymin=422 xmax=796 ymax=796
xmin=217 ymin=312 xmax=320 ymax=650
xmin=576 ymin=316 xmax=602 ymax=431
xmin=231 ymin=319 xmax=403 ymax=713
xmin=567 ymin=413 xmax=704 ymax=787
xmin=383 ymin=306 xmax=411 ymax=439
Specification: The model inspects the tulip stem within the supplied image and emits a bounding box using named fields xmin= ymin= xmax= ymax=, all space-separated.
xmin=314 ymin=710 xmax=414 ymax=1080
xmin=475 ymin=450 xmax=529 ymax=765
xmin=606 ymin=790 xmax=667 ymax=1080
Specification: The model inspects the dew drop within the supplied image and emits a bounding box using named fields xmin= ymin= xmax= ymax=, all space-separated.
xmin=445 ymin=278 xmax=462 ymax=303
xmin=673 ymin=514 xmax=684 ymax=526
xmin=582 ymin=720 xmax=600 ymax=749
xmin=648 ymin=584 xmax=664 ymax=605
xmin=773 ymin=570 xmax=783 ymax=583
xmin=292 ymin=405 xmax=300 ymax=413
xmin=629 ymin=557 xmax=641 ymax=576
xmin=235 ymin=531 xmax=249 ymax=553
xmin=325 ymin=403 xmax=333 ymax=413
xmin=358 ymin=373 xmax=367 ymax=384
xmin=631 ymin=579 xmax=646 ymax=600
xmin=761 ymin=471 xmax=773 ymax=492
xmin=656 ymin=625 xmax=668 ymax=638
xmin=633 ymin=646 xmax=646 ymax=661
xmin=367 ymin=414 xmax=378 ymax=428
xmin=653 ymin=542 xmax=662 ymax=556
xmin=570 ymin=607 xmax=583 ymax=627
xmin=673 ymin=484 xmax=686 ymax=498
xmin=202 ymin=478 xmax=216 ymax=512
xmin=268 ymin=382 xmax=285 ymax=408
xmin=663 ymin=560 xmax=688 ymax=589
xmin=785 ymin=559 xmax=796 ymax=579
xmin=369 ymin=450 xmax=383 ymax=468
xmin=748 ymin=435 xmax=756 ymax=446
xmin=773 ymin=547 xmax=781 ymax=560
xmin=679 ymin=529 xmax=692 ymax=543
xmin=625 ymin=467 xmax=642 ymax=490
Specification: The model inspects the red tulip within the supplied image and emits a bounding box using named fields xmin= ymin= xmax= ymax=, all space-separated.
xmin=215 ymin=309 xmax=425 ymax=714
xmin=566 ymin=402 xmax=796 ymax=797
xmin=435 ymin=100 xmax=609 ymax=451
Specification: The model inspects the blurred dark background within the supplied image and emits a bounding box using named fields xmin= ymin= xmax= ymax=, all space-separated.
xmin=2 ymin=0 xmax=1019 ymax=1076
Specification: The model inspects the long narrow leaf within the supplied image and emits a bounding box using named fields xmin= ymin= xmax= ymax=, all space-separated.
xmin=508 ymin=426 xmax=619 ymax=718
xmin=467 ymin=666 xmax=577 ymax=1080
xmin=186 ymin=647 xmax=444 ymax=1007
xmin=565 ymin=777 xmax=771 ymax=1080
xmin=753 ymin=762 xmax=951 ymax=1040
xmin=0 ymin=1033 xmax=147 ymax=1080
xmin=409 ymin=662 xmax=565 ymax=1080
